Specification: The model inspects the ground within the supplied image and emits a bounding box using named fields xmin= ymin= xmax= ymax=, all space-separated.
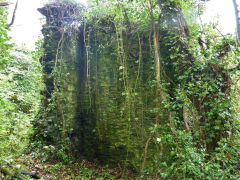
xmin=0 ymin=152 xmax=135 ymax=180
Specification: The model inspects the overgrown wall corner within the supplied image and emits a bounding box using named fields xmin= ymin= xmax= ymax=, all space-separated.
xmin=36 ymin=1 xmax=158 ymax=171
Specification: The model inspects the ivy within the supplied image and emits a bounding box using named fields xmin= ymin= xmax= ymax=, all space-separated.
xmin=28 ymin=0 xmax=240 ymax=178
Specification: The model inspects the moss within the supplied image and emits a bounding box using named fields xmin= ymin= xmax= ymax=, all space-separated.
xmin=36 ymin=1 xmax=163 ymax=171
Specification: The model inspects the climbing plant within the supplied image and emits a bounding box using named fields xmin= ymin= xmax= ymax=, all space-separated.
xmin=35 ymin=0 xmax=240 ymax=178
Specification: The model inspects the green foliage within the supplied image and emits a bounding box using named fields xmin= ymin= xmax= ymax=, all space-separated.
xmin=149 ymin=132 xmax=240 ymax=179
xmin=85 ymin=0 xmax=240 ymax=177
xmin=0 ymin=5 xmax=12 ymax=68
xmin=34 ymin=0 xmax=240 ymax=178
xmin=0 ymin=41 xmax=44 ymax=157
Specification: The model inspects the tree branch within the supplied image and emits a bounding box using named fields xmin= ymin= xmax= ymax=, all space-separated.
xmin=6 ymin=0 xmax=18 ymax=29
xmin=232 ymin=0 xmax=240 ymax=45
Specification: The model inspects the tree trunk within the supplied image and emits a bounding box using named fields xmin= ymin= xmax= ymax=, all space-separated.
xmin=232 ymin=0 xmax=240 ymax=45
xmin=6 ymin=0 xmax=18 ymax=29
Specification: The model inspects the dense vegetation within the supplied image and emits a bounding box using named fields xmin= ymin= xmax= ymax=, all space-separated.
xmin=0 ymin=0 xmax=240 ymax=179
xmin=0 ymin=5 xmax=43 ymax=157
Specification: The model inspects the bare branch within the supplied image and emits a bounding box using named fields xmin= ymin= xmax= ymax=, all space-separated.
xmin=6 ymin=0 xmax=18 ymax=29
xmin=0 ymin=2 xmax=10 ymax=6
xmin=232 ymin=0 xmax=240 ymax=45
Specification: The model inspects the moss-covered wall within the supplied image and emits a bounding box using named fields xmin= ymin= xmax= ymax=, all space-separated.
xmin=37 ymin=2 xmax=159 ymax=170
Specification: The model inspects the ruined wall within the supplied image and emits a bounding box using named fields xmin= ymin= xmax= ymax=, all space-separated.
xmin=37 ymin=2 xmax=158 ymax=170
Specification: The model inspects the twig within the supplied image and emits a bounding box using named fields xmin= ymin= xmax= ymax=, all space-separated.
xmin=6 ymin=0 xmax=18 ymax=29
xmin=0 ymin=2 xmax=11 ymax=6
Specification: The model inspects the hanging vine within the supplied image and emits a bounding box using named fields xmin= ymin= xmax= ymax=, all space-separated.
xmin=36 ymin=1 xmax=240 ymax=178
xmin=53 ymin=30 xmax=66 ymax=141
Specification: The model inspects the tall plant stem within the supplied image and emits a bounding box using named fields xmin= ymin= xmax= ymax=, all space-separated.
xmin=54 ymin=31 xmax=66 ymax=140
xmin=141 ymin=0 xmax=177 ymax=172
xmin=84 ymin=25 xmax=92 ymax=107
xmin=149 ymin=0 xmax=176 ymax=134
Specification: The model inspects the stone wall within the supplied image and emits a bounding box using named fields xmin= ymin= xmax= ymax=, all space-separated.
xmin=37 ymin=1 xmax=158 ymax=170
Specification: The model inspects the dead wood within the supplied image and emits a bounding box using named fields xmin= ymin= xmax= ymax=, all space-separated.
xmin=0 ymin=159 xmax=41 ymax=179
xmin=6 ymin=0 xmax=18 ymax=29
xmin=0 ymin=2 xmax=11 ymax=6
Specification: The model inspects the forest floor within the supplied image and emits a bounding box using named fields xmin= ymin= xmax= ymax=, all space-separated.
xmin=0 ymin=152 xmax=135 ymax=180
